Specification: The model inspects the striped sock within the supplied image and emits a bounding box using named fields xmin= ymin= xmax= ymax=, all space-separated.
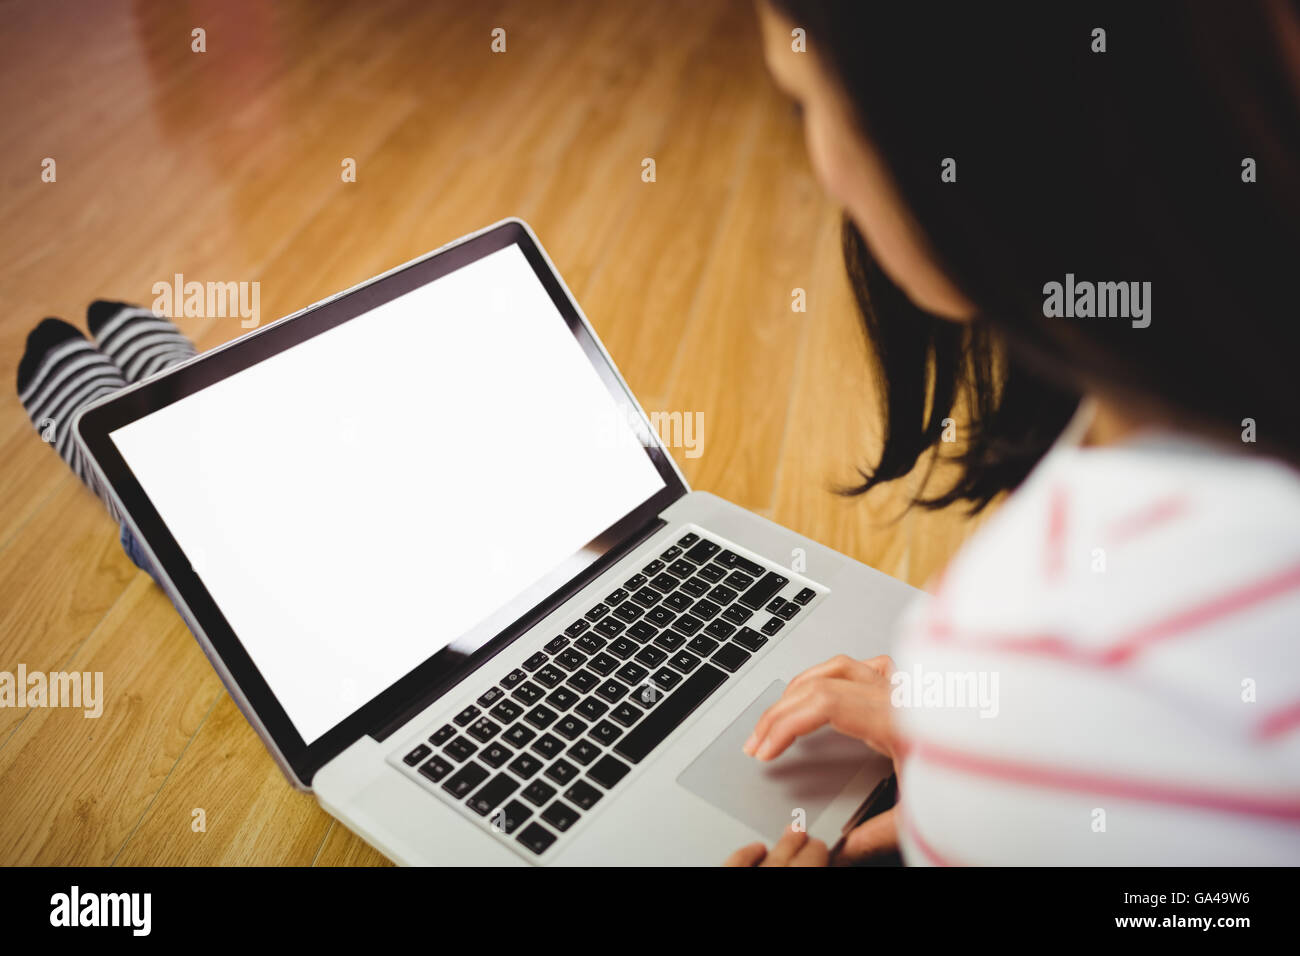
xmin=87 ymin=299 xmax=197 ymax=382
xmin=17 ymin=318 xmax=127 ymax=519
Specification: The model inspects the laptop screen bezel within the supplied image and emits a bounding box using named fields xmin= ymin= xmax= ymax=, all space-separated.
xmin=75 ymin=219 xmax=688 ymax=787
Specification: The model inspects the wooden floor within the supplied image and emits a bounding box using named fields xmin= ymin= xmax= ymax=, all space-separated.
xmin=0 ymin=0 xmax=990 ymax=864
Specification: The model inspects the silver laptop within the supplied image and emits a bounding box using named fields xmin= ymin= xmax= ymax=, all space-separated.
xmin=75 ymin=218 xmax=917 ymax=865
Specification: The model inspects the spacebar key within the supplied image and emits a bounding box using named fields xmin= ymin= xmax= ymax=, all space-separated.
xmin=614 ymin=665 xmax=728 ymax=763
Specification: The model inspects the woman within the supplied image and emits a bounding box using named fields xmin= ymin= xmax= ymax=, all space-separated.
xmin=727 ymin=2 xmax=1300 ymax=865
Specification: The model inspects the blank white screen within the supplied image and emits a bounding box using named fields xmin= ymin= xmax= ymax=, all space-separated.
xmin=110 ymin=244 xmax=666 ymax=743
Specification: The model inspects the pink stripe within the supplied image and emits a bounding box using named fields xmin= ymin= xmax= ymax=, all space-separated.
xmin=907 ymin=737 xmax=1300 ymax=822
xmin=898 ymin=807 xmax=959 ymax=867
xmin=1255 ymin=700 xmax=1300 ymax=741
xmin=1106 ymin=494 xmax=1189 ymax=546
xmin=922 ymin=559 xmax=1300 ymax=667
xmin=1044 ymin=484 xmax=1067 ymax=581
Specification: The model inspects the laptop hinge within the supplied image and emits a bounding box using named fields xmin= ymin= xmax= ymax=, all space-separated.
xmin=369 ymin=514 xmax=668 ymax=742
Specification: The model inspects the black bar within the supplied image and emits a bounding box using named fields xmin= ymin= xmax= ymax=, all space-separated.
xmin=740 ymin=571 xmax=788 ymax=610
xmin=614 ymin=665 xmax=728 ymax=763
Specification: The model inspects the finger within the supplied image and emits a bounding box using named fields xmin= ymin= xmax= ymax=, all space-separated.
xmin=760 ymin=826 xmax=809 ymax=867
xmin=862 ymin=655 xmax=895 ymax=679
xmin=723 ymin=842 xmax=768 ymax=867
xmin=744 ymin=683 xmax=822 ymax=756
xmin=832 ymin=807 xmax=899 ymax=865
xmin=787 ymin=654 xmax=875 ymax=692
xmin=755 ymin=678 xmax=878 ymax=760
xmin=789 ymin=837 xmax=830 ymax=867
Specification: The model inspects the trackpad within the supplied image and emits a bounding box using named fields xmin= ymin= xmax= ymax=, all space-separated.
xmin=677 ymin=680 xmax=890 ymax=838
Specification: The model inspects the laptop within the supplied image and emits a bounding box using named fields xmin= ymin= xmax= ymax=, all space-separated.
xmin=75 ymin=218 xmax=918 ymax=865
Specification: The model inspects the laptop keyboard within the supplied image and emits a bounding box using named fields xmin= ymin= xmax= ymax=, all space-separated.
xmin=392 ymin=528 xmax=825 ymax=862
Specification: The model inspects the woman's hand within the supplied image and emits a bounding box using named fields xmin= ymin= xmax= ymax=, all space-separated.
xmin=726 ymin=654 xmax=902 ymax=866
xmin=742 ymin=654 xmax=898 ymax=762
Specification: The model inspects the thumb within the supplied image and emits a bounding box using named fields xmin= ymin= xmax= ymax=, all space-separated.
xmin=832 ymin=806 xmax=899 ymax=865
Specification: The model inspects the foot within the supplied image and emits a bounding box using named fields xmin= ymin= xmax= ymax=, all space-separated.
xmin=87 ymin=299 xmax=197 ymax=382
xmin=17 ymin=317 xmax=128 ymax=517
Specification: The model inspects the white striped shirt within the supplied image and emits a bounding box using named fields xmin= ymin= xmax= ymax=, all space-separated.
xmin=892 ymin=424 xmax=1300 ymax=865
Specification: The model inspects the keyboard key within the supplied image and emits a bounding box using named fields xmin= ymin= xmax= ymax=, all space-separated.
xmin=462 ymin=737 xmax=502 ymax=779
xmin=555 ymin=648 xmax=588 ymax=672
xmin=690 ymin=599 xmax=721 ymax=620
xmin=679 ymin=577 xmax=709 ymax=597
xmin=632 ymin=587 xmax=663 ymax=608
xmin=595 ymin=617 xmax=625 ymax=638
xmin=615 ymin=661 xmax=649 ymax=685
xmin=766 ymin=597 xmax=786 ymax=614
xmin=716 ymin=550 xmax=764 ymax=577
xmin=711 ymin=642 xmax=752 ymax=673
xmin=596 ymin=679 xmax=629 ymax=703
xmin=707 ymin=585 xmax=738 ymax=605
xmin=741 ymin=571 xmax=790 ymax=610
xmin=442 ymin=761 xmax=490 ymax=799
xmin=705 ymin=619 xmax=736 ymax=640
xmin=418 ymin=755 xmax=453 ymax=783
xmin=585 ymin=603 xmax=611 ymax=622
xmin=610 ymin=701 xmax=643 ymax=727
xmin=669 ymin=650 xmax=702 ymax=674
xmin=567 ymin=740 xmax=601 ymax=765
xmin=541 ymin=801 xmax=581 ymax=833
xmin=668 ymin=560 xmax=698 ymax=580
xmin=613 ymin=602 xmax=643 ymax=623
xmin=566 ymin=669 xmax=599 ymax=693
xmin=545 ymin=686 xmax=580 ymax=711
xmin=725 ymin=570 xmax=755 ymax=590
xmin=761 ymin=617 xmax=785 ymax=636
xmin=777 ymin=602 xmax=800 ymax=620
xmin=646 ymin=606 xmax=676 ymax=628
xmin=554 ymin=715 xmax=588 ymax=740
xmin=588 ymin=652 xmax=619 ymax=676
xmin=445 ymin=736 xmax=478 ymax=762
xmin=511 ymin=681 xmax=545 ymax=705
xmin=454 ymin=705 xmax=481 ymax=726
xmin=468 ymin=773 xmax=519 ymax=816
xmin=504 ymin=724 xmax=536 ymax=748
xmin=722 ymin=604 xmax=753 ymax=625
xmin=524 ymin=705 xmax=558 ymax=730
xmin=521 ymin=780 xmax=557 ymax=806
xmin=492 ymin=699 xmax=525 ymax=723
xmin=530 ymin=733 xmax=565 ymax=759
xmin=677 ymin=532 xmax=700 ymax=547
xmin=588 ymin=754 xmax=632 ymax=789
xmin=605 ymin=588 xmax=630 ymax=606
xmin=564 ymin=779 xmax=604 ymax=811
xmin=661 ymin=545 xmax=683 ymax=561
xmin=508 ymin=752 xmax=544 ymax=779
xmin=642 ymin=559 xmax=665 ymax=576
xmin=467 ymin=717 xmax=501 ymax=742
xmin=517 ymin=822 xmax=557 ymax=855
xmin=615 ymin=665 xmax=729 ymax=764
xmin=608 ymin=636 xmax=638 ymax=659
xmin=663 ymin=592 xmax=693 ymax=613
xmin=565 ymin=619 xmax=591 ymax=637
xmin=575 ymin=634 xmax=607 ymax=655
xmin=687 ymin=634 xmax=719 ymax=656
xmin=429 ymin=724 xmax=456 ymax=746
xmin=671 ymin=614 xmax=704 ymax=636
xmin=543 ymin=636 xmax=569 ymax=655
xmin=545 ymin=759 xmax=580 ymax=785
xmin=733 ymin=627 xmax=768 ymax=652
xmin=477 ymin=686 xmax=506 ymax=706
xmin=522 ymin=652 xmax=549 ymax=672
xmin=793 ymin=587 xmax=816 ymax=606
xmin=651 ymin=667 xmax=682 ymax=692
xmin=533 ymin=665 xmax=565 ymax=688
xmin=628 ymin=621 xmax=657 ymax=643
xmin=651 ymin=573 xmax=682 ymax=593
xmin=684 ymin=539 xmax=721 ymax=564
xmin=589 ymin=720 xmax=623 ymax=746
xmin=654 ymin=630 xmax=686 ymax=651
xmin=696 ymin=563 xmax=725 ymax=583
xmin=404 ymin=743 xmax=432 ymax=766
xmin=635 ymin=645 xmax=668 ymax=667
xmin=494 ymin=799 xmax=532 ymax=835
xmin=624 ymin=573 xmax=647 ymax=590
xmin=501 ymin=669 xmax=527 ymax=690
xmin=576 ymin=697 xmax=609 ymax=721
